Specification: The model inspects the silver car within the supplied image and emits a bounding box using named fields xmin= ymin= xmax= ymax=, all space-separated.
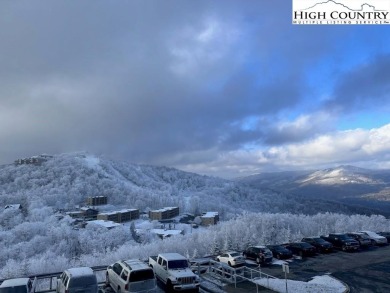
xmin=57 ymin=267 xmax=98 ymax=293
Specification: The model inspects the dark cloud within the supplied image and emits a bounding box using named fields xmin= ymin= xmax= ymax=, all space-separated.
xmin=0 ymin=1 xmax=389 ymax=177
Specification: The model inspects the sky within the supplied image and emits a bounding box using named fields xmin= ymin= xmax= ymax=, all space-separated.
xmin=1 ymin=0 xmax=390 ymax=178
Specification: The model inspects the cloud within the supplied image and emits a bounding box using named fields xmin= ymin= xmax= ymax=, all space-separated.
xmin=183 ymin=123 xmax=390 ymax=178
xmin=0 ymin=1 xmax=389 ymax=178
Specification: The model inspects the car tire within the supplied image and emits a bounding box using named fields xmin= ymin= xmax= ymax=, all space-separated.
xmin=117 ymin=288 xmax=121 ymax=293
xmin=166 ymin=280 xmax=174 ymax=293
xmin=228 ymin=261 xmax=232 ymax=267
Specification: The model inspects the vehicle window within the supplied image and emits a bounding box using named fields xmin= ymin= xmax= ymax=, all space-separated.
xmin=158 ymin=258 xmax=163 ymax=265
xmin=230 ymin=252 xmax=240 ymax=257
xmin=168 ymin=260 xmax=189 ymax=269
xmin=64 ymin=275 xmax=69 ymax=286
xmin=129 ymin=269 xmax=155 ymax=282
xmin=68 ymin=275 xmax=97 ymax=287
xmin=0 ymin=285 xmax=28 ymax=293
xmin=162 ymin=259 xmax=167 ymax=268
xmin=113 ymin=263 xmax=123 ymax=276
xmin=121 ymin=270 xmax=129 ymax=281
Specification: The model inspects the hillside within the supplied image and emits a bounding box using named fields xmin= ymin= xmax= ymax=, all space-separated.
xmin=237 ymin=165 xmax=390 ymax=217
xmin=1 ymin=153 xmax=378 ymax=218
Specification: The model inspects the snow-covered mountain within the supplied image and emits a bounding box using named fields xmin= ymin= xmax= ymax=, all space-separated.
xmin=0 ymin=153 xmax=377 ymax=218
xmin=237 ymin=165 xmax=390 ymax=216
xmin=298 ymin=165 xmax=380 ymax=185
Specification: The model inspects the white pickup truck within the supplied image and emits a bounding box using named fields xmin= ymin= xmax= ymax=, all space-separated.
xmin=149 ymin=253 xmax=200 ymax=292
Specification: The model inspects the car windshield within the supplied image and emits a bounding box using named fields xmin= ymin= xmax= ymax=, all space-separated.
xmin=230 ymin=252 xmax=240 ymax=257
xmin=338 ymin=235 xmax=350 ymax=240
xmin=168 ymin=260 xmax=188 ymax=269
xmin=0 ymin=286 xmax=28 ymax=293
xmin=314 ymin=238 xmax=327 ymax=243
xmin=300 ymin=242 xmax=313 ymax=248
xmin=273 ymin=245 xmax=285 ymax=251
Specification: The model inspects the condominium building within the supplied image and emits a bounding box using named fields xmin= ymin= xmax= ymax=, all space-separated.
xmin=86 ymin=196 xmax=108 ymax=206
xmin=149 ymin=207 xmax=180 ymax=221
xmin=200 ymin=212 xmax=219 ymax=226
xmin=97 ymin=209 xmax=139 ymax=223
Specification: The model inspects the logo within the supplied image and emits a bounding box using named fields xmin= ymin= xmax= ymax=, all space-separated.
xmin=292 ymin=0 xmax=390 ymax=24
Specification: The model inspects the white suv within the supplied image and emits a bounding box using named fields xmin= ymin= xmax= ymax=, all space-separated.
xmin=106 ymin=259 xmax=156 ymax=293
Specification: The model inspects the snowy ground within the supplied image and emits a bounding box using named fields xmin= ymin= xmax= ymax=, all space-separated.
xmin=254 ymin=275 xmax=347 ymax=293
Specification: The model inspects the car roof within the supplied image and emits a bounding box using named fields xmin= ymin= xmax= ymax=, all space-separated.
xmin=123 ymin=259 xmax=150 ymax=270
xmin=160 ymin=253 xmax=187 ymax=261
xmin=0 ymin=278 xmax=30 ymax=287
xmin=65 ymin=267 xmax=94 ymax=277
xmin=252 ymin=245 xmax=268 ymax=249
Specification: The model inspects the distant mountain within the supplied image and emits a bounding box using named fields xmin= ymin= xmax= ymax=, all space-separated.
xmin=0 ymin=153 xmax=380 ymax=218
xmin=237 ymin=165 xmax=390 ymax=216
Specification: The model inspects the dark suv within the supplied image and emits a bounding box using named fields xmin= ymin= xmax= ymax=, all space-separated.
xmin=284 ymin=242 xmax=317 ymax=257
xmin=266 ymin=245 xmax=293 ymax=260
xmin=243 ymin=246 xmax=273 ymax=264
xmin=301 ymin=237 xmax=333 ymax=253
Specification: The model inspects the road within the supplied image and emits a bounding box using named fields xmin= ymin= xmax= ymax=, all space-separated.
xmin=259 ymin=245 xmax=390 ymax=293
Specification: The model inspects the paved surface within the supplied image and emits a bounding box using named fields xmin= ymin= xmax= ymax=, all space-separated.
xmin=259 ymin=245 xmax=390 ymax=293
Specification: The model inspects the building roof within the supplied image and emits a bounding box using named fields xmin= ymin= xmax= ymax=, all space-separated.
xmin=87 ymin=220 xmax=121 ymax=229
xmin=4 ymin=204 xmax=21 ymax=210
xmin=99 ymin=209 xmax=138 ymax=216
xmin=150 ymin=207 xmax=178 ymax=212
xmin=201 ymin=212 xmax=218 ymax=218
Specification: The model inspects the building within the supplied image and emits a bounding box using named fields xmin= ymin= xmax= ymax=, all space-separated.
xmin=4 ymin=204 xmax=22 ymax=210
xmin=200 ymin=212 xmax=219 ymax=226
xmin=97 ymin=209 xmax=140 ymax=223
xmin=87 ymin=220 xmax=121 ymax=230
xmin=14 ymin=154 xmax=53 ymax=165
xmin=149 ymin=207 xmax=180 ymax=221
xmin=150 ymin=229 xmax=184 ymax=239
xmin=80 ymin=207 xmax=99 ymax=218
xmin=86 ymin=196 xmax=108 ymax=206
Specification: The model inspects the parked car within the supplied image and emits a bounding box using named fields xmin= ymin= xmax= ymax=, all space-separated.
xmin=321 ymin=233 xmax=360 ymax=251
xmin=359 ymin=231 xmax=388 ymax=246
xmin=0 ymin=278 xmax=36 ymax=293
xmin=216 ymin=251 xmax=245 ymax=267
xmin=284 ymin=242 xmax=317 ymax=257
xmin=377 ymin=232 xmax=390 ymax=242
xmin=106 ymin=259 xmax=156 ymax=293
xmin=346 ymin=232 xmax=372 ymax=248
xmin=266 ymin=245 xmax=293 ymax=259
xmin=301 ymin=237 xmax=333 ymax=253
xmin=57 ymin=267 xmax=98 ymax=293
xmin=242 ymin=246 xmax=273 ymax=265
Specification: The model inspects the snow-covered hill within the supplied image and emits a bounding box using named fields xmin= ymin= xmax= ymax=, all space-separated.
xmin=0 ymin=152 xmax=313 ymax=218
xmin=237 ymin=165 xmax=390 ymax=216
xmin=298 ymin=165 xmax=380 ymax=185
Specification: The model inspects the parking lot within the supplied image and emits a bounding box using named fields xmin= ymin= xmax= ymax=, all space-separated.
xmin=259 ymin=245 xmax=390 ymax=293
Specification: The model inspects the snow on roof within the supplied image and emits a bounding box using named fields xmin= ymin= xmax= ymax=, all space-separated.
xmin=66 ymin=267 xmax=94 ymax=277
xmin=80 ymin=207 xmax=98 ymax=211
xmin=151 ymin=206 xmax=178 ymax=212
xmin=151 ymin=229 xmax=182 ymax=236
xmin=99 ymin=209 xmax=138 ymax=216
xmin=201 ymin=212 xmax=218 ymax=218
xmin=88 ymin=220 xmax=121 ymax=228
xmin=124 ymin=259 xmax=150 ymax=270
xmin=159 ymin=253 xmax=187 ymax=261
xmin=0 ymin=278 xmax=30 ymax=287
xmin=4 ymin=204 xmax=21 ymax=210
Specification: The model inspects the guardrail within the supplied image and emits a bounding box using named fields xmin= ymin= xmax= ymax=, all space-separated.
xmin=0 ymin=265 xmax=108 ymax=293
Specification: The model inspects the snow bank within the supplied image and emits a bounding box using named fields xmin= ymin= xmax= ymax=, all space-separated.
xmin=255 ymin=275 xmax=347 ymax=293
